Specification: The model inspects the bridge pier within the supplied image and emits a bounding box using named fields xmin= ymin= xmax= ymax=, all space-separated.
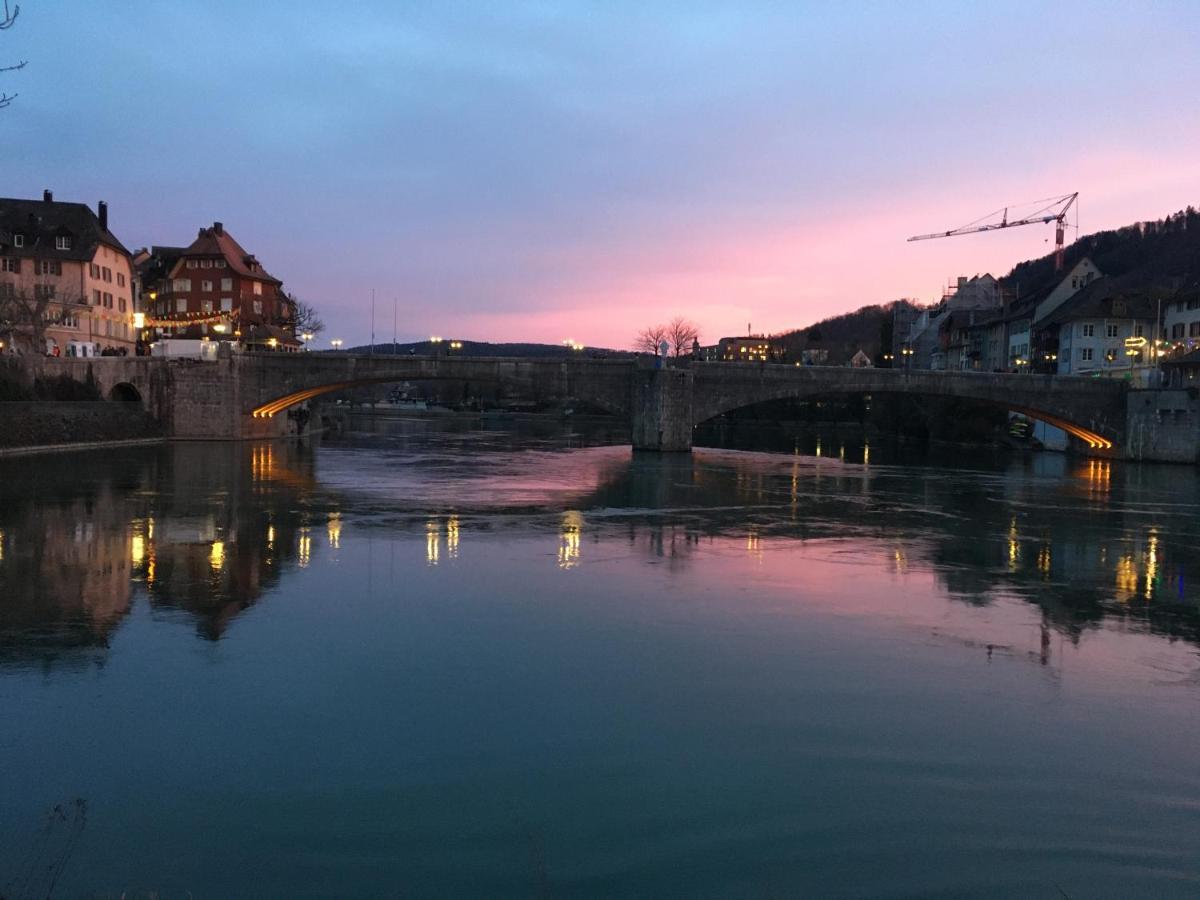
xmin=631 ymin=368 xmax=694 ymax=452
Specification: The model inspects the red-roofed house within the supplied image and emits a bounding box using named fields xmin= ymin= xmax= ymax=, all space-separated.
xmin=136 ymin=222 xmax=298 ymax=349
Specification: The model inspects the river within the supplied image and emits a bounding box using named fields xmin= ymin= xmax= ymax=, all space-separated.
xmin=1 ymin=418 xmax=1199 ymax=898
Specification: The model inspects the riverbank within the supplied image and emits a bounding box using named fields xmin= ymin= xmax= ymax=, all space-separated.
xmin=0 ymin=401 xmax=165 ymax=453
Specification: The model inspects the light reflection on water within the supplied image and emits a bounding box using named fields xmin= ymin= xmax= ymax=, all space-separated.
xmin=0 ymin=418 xmax=1199 ymax=898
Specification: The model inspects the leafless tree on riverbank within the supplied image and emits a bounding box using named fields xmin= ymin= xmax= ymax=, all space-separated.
xmin=634 ymin=323 xmax=669 ymax=355
xmin=635 ymin=318 xmax=701 ymax=357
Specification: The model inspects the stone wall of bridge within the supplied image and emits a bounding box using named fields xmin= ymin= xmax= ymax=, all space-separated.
xmin=19 ymin=354 xmax=1200 ymax=463
xmin=691 ymin=364 xmax=1130 ymax=451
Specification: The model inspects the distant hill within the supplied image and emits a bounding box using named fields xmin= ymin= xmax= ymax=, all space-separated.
xmin=770 ymin=300 xmax=920 ymax=365
xmin=342 ymin=340 xmax=633 ymax=359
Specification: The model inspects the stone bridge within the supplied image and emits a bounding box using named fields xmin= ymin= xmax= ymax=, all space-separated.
xmin=28 ymin=351 xmax=1155 ymax=457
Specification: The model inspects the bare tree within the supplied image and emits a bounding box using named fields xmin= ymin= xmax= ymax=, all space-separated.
xmin=1 ymin=1 xmax=26 ymax=110
xmin=292 ymin=298 xmax=325 ymax=337
xmin=0 ymin=287 xmax=89 ymax=354
xmin=666 ymin=316 xmax=700 ymax=357
xmin=634 ymin=323 xmax=668 ymax=354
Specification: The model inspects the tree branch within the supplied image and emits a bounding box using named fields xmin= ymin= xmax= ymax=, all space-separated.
xmin=0 ymin=2 xmax=20 ymax=30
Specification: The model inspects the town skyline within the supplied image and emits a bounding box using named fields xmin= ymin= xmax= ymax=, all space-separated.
xmin=5 ymin=1 xmax=1199 ymax=348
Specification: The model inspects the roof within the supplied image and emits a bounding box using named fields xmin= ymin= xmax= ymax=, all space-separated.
xmin=0 ymin=196 xmax=130 ymax=260
xmin=173 ymin=223 xmax=281 ymax=284
xmin=1035 ymin=274 xmax=1164 ymax=328
xmin=135 ymin=245 xmax=186 ymax=284
xmin=1162 ymin=347 xmax=1200 ymax=368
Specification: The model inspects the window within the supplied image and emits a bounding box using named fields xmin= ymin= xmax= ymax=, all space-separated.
xmin=201 ymin=259 xmax=212 ymax=269
xmin=172 ymin=278 xmax=191 ymax=292
xmin=117 ymin=273 xmax=126 ymax=287
xmin=89 ymin=263 xmax=100 ymax=278
xmin=1105 ymin=348 xmax=1118 ymax=362
xmin=35 ymin=284 xmax=56 ymax=299
xmin=202 ymin=299 xmax=214 ymax=313
xmin=220 ymin=277 xmax=232 ymax=291
xmin=12 ymin=234 xmax=23 ymax=248
xmin=55 ymin=235 xmax=72 ymax=250
xmin=104 ymin=292 xmax=113 ymax=308
xmin=201 ymin=280 xmax=213 ymax=292
xmin=1172 ymin=323 xmax=1185 ymax=339
xmin=1188 ymin=298 xmax=1200 ymax=311
xmin=253 ymin=299 xmax=263 ymax=315
xmin=119 ymin=297 xmax=126 ymax=312
xmin=92 ymin=289 xmax=101 ymax=305
xmin=252 ymin=281 xmax=262 ymax=296
xmin=215 ymin=260 xmax=226 ymax=268
xmin=1191 ymin=322 xmax=1200 ymax=338
xmin=103 ymin=267 xmax=112 ymax=282
xmin=1135 ymin=324 xmax=1144 ymax=337
xmin=187 ymin=260 xmax=198 ymax=269
xmin=1 ymin=257 xmax=18 ymax=273
xmin=0 ymin=283 xmax=12 ymax=299
xmin=1081 ymin=323 xmax=1095 ymax=337
xmin=1105 ymin=324 xmax=1119 ymax=338
xmin=220 ymin=297 xmax=233 ymax=312
xmin=38 ymin=260 xmax=62 ymax=275
xmin=175 ymin=297 xmax=187 ymax=313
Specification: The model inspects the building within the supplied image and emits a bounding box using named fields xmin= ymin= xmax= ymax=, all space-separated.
xmin=1162 ymin=347 xmax=1200 ymax=387
xmin=717 ymin=335 xmax=779 ymax=362
xmin=0 ymin=191 xmax=137 ymax=356
xmin=1041 ymin=279 xmax=1158 ymax=379
xmin=901 ymin=275 xmax=1007 ymax=369
xmin=136 ymin=222 xmax=298 ymax=350
xmin=1162 ymin=284 xmax=1200 ymax=356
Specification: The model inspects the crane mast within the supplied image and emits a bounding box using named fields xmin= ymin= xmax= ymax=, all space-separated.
xmin=908 ymin=192 xmax=1079 ymax=270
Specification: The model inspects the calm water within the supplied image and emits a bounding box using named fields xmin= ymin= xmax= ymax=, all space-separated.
xmin=2 ymin=419 xmax=1199 ymax=898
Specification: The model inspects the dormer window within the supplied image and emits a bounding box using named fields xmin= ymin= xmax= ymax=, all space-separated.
xmin=13 ymin=234 xmax=24 ymax=248
xmin=55 ymin=235 xmax=72 ymax=250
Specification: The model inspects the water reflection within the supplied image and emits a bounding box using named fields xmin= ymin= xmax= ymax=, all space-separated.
xmin=1 ymin=428 xmax=1199 ymax=665
xmin=0 ymin=443 xmax=340 ymax=656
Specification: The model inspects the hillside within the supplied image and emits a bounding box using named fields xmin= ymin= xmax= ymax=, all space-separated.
xmin=771 ymin=204 xmax=1200 ymax=363
xmin=1003 ymin=205 xmax=1200 ymax=300
xmin=771 ymin=300 xmax=920 ymax=365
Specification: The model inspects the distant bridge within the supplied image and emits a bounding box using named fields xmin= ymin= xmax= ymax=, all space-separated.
xmin=34 ymin=351 xmax=1153 ymax=457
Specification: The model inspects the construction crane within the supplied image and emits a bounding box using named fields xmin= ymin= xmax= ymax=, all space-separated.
xmin=908 ymin=192 xmax=1079 ymax=271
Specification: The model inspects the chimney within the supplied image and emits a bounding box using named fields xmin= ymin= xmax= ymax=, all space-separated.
xmin=213 ymin=221 xmax=223 ymax=236
xmin=43 ymin=189 xmax=53 ymax=203
xmin=98 ymin=201 xmax=108 ymax=231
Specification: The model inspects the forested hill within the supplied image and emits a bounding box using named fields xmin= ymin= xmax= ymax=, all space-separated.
xmin=1003 ymin=205 xmax=1200 ymax=298
xmin=772 ymin=300 xmax=919 ymax=365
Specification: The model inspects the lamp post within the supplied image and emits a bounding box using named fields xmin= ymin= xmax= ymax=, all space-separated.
xmin=331 ymin=338 xmax=343 ymax=351
xmin=301 ymin=331 xmax=314 ymax=351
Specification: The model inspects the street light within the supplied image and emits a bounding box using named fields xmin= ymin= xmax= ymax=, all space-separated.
xmin=301 ymin=331 xmax=314 ymax=351
xmin=331 ymin=338 xmax=344 ymax=351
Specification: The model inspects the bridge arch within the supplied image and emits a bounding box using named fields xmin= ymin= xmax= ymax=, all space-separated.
xmin=248 ymin=366 xmax=632 ymax=421
xmin=691 ymin=374 xmax=1120 ymax=451
xmin=109 ymin=382 xmax=143 ymax=404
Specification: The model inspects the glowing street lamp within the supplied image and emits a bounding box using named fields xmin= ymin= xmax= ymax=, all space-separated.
xmin=301 ymin=331 xmax=314 ymax=351
xmin=331 ymin=338 xmax=344 ymax=351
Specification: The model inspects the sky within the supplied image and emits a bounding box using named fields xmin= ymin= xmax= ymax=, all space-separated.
xmin=4 ymin=1 xmax=1199 ymax=348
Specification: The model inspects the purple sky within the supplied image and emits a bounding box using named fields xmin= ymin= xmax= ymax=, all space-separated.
xmin=6 ymin=1 xmax=1199 ymax=348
